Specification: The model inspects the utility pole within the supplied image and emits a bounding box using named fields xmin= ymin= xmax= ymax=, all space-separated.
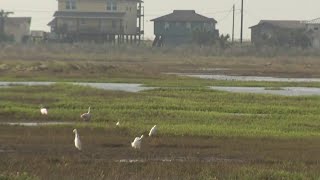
xmin=240 ymin=0 xmax=244 ymax=44
xmin=232 ymin=4 xmax=235 ymax=43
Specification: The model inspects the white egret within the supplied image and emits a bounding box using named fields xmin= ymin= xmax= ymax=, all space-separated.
xmin=148 ymin=125 xmax=157 ymax=137
xmin=40 ymin=108 xmax=48 ymax=115
xmin=40 ymin=105 xmax=48 ymax=115
xmin=80 ymin=107 xmax=91 ymax=121
xmin=131 ymin=135 xmax=144 ymax=149
xmin=73 ymin=129 xmax=82 ymax=151
xmin=116 ymin=121 xmax=120 ymax=127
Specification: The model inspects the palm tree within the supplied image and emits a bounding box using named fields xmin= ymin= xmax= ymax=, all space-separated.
xmin=0 ymin=10 xmax=14 ymax=34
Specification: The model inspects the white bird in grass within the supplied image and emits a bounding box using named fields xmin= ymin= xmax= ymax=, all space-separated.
xmin=148 ymin=125 xmax=157 ymax=137
xmin=40 ymin=105 xmax=48 ymax=115
xmin=80 ymin=107 xmax=91 ymax=121
xmin=73 ymin=129 xmax=82 ymax=151
xmin=131 ymin=135 xmax=144 ymax=149
xmin=116 ymin=121 xmax=120 ymax=127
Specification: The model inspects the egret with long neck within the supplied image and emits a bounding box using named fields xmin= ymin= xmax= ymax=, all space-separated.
xmin=131 ymin=135 xmax=144 ymax=149
xmin=73 ymin=129 xmax=82 ymax=151
xmin=149 ymin=125 xmax=157 ymax=137
xmin=80 ymin=107 xmax=91 ymax=121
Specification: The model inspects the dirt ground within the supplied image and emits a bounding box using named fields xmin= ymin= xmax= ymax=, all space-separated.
xmin=0 ymin=126 xmax=319 ymax=179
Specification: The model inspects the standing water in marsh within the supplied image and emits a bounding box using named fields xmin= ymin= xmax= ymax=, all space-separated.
xmin=0 ymin=82 xmax=154 ymax=92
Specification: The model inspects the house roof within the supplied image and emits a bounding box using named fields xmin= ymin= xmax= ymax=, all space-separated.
xmin=250 ymin=20 xmax=305 ymax=29
xmin=53 ymin=11 xmax=125 ymax=19
xmin=306 ymin=18 xmax=320 ymax=24
xmin=151 ymin=10 xmax=217 ymax=23
xmin=4 ymin=17 xmax=31 ymax=25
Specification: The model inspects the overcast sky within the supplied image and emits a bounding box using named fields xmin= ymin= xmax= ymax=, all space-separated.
xmin=1 ymin=0 xmax=319 ymax=40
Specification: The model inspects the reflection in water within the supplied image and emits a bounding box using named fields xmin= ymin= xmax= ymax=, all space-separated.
xmin=173 ymin=73 xmax=320 ymax=82
xmin=210 ymin=86 xmax=320 ymax=96
xmin=0 ymin=82 xmax=154 ymax=92
xmin=0 ymin=122 xmax=75 ymax=127
xmin=115 ymin=157 xmax=243 ymax=163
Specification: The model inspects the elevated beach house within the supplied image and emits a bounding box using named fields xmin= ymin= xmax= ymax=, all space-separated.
xmin=151 ymin=10 xmax=218 ymax=46
xmin=249 ymin=20 xmax=306 ymax=47
xmin=48 ymin=0 xmax=144 ymax=42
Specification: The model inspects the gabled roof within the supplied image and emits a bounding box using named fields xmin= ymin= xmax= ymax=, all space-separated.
xmin=250 ymin=20 xmax=305 ymax=29
xmin=151 ymin=10 xmax=217 ymax=23
xmin=53 ymin=11 xmax=125 ymax=19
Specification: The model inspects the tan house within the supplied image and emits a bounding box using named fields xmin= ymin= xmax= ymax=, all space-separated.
xmin=0 ymin=17 xmax=31 ymax=42
xmin=48 ymin=0 xmax=144 ymax=42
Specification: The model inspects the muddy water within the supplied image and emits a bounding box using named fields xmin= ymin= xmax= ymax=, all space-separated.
xmin=115 ymin=157 xmax=243 ymax=163
xmin=173 ymin=74 xmax=320 ymax=82
xmin=0 ymin=122 xmax=76 ymax=127
xmin=210 ymin=86 xmax=320 ymax=96
xmin=0 ymin=82 xmax=154 ymax=92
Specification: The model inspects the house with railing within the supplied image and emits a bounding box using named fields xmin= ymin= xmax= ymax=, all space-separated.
xmin=48 ymin=0 xmax=144 ymax=43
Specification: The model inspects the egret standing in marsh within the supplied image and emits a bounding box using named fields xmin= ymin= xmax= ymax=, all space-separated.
xmin=40 ymin=105 xmax=48 ymax=115
xmin=131 ymin=135 xmax=144 ymax=149
xmin=149 ymin=125 xmax=157 ymax=137
xmin=73 ymin=129 xmax=82 ymax=151
xmin=80 ymin=107 xmax=91 ymax=121
xmin=116 ymin=121 xmax=120 ymax=127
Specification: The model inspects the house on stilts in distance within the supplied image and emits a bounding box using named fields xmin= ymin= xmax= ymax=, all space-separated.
xmin=151 ymin=10 xmax=219 ymax=46
xmin=48 ymin=0 xmax=144 ymax=43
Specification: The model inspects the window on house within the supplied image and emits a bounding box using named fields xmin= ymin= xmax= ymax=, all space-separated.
xmin=164 ymin=22 xmax=170 ymax=30
xmin=186 ymin=22 xmax=191 ymax=29
xmin=66 ymin=0 xmax=76 ymax=10
xmin=107 ymin=0 xmax=117 ymax=11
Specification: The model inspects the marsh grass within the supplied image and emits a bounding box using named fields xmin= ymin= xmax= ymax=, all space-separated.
xmin=0 ymin=126 xmax=319 ymax=179
xmin=1 ymin=84 xmax=320 ymax=138
xmin=1 ymin=44 xmax=320 ymax=85
xmin=2 ymin=44 xmax=320 ymax=179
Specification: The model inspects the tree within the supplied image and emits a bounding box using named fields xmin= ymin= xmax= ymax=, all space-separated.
xmin=218 ymin=34 xmax=230 ymax=49
xmin=192 ymin=29 xmax=217 ymax=46
xmin=0 ymin=10 xmax=14 ymax=42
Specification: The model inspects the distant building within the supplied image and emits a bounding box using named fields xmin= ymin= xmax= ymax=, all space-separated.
xmin=0 ymin=17 xmax=31 ymax=43
xmin=305 ymin=18 xmax=320 ymax=49
xmin=249 ymin=20 xmax=306 ymax=47
xmin=30 ymin=30 xmax=47 ymax=42
xmin=151 ymin=10 xmax=218 ymax=46
xmin=48 ymin=0 xmax=144 ymax=43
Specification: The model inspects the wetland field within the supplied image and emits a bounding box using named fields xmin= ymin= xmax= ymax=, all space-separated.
xmin=0 ymin=44 xmax=320 ymax=179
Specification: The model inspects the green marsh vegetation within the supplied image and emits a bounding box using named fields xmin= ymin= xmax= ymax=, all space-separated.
xmin=0 ymin=44 xmax=320 ymax=179
xmin=1 ymin=84 xmax=320 ymax=138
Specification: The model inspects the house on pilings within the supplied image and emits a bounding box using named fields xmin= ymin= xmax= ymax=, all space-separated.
xmin=48 ymin=0 xmax=144 ymax=43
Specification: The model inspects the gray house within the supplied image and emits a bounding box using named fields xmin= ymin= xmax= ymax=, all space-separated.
xmin=305 ymin=18 xmax=320 ymax=49
xmin=151 ymin=10 xmax=218 ymax=46
xmin=250 ymin=20 xmax=306 ymax=46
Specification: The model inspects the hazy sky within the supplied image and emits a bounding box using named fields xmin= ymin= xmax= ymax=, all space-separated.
xmin=1 ymin=0 xmax=319 ymax=40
